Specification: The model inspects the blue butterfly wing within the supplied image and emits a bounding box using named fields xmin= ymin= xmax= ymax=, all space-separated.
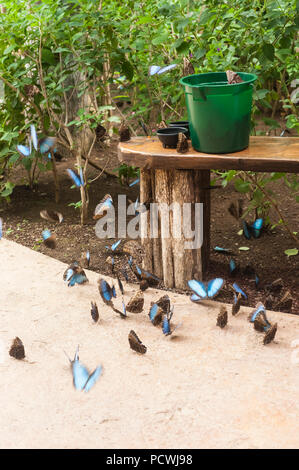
xmin=149 ymin=65 xmax=161 ymax=76
xmin=233 ymin=282 xmax=247 ymax=299
xmin=71 ymin=273 xmax=88 ymax=285
xmin=190 ymin=293 xmax=203 ymax=302
xmin=250 ymin=303 xmax=265 ymax=322
xmin=112 ymin=285 xmax=116 ymax=298
xmin=79 ymin=167 xmax=84 ymax=186
xmin=64 ymin=268 xmax=74 ymax=282
xmin=30 ymin=124 xmax=38 ymax=151
xmin=111 ymin=239 xmax=121 ymax=251
xmin=229 ymin=259 xmax=236 ymax=273
xmin=187 ymin=279 xmax=207 ymax=299
xmin=207 ymin=278 xmax=224 ymax=298
xmin=242 ymin=220 xmax=251 ymax=240
xmin=250 ymin=218 xmax=263 ymax=238
xmin=157 ymin=64 xmax=177 ymax=74
xmin=214 ymin=246 xmax=230 ymax=253
xmin=83 ymin=366 xmax=103 ymax=393
xmin=67 ymin=169 xmax=82 ymax=187
xmin=72 ymin=360 xmax=90 ymax=391
xmin=17 ymin=144 xmax=31 ymax=156
xmin=42 ymin=229 xmax=51 ymax=241
xmin=162 ymin=316 xmax=171 ymax=335
xmin=100 ymin=279 xmax=112 ymax=302
xmin=86 ymin=250 xmax=90 ymax=263
xmin=129 ymin=178 xmax=140 ymax=187
xmin=39 ymin=137 xmax=56 ymax=154
xmin=149 ymin=303 xmax=158 ymax=323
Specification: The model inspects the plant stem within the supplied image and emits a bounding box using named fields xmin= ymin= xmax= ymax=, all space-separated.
xmin=247 ymin=173 xmax=299 ymax=246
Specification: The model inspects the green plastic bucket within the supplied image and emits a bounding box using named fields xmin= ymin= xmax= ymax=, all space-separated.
xmin=179 ymin=72 xmax=257 ymax=153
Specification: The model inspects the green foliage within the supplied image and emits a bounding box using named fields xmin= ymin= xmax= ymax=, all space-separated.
xmin=0 ymin=0 xmax=297 ymax=239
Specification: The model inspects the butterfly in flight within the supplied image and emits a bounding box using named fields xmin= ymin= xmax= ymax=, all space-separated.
xmin=66 ymin=168 xmax=84 ymax=188
xmin=128 ymin=330 xmax=147 ymax=354
xmin=17 ymin=124 xmax=56 ymax=156
xmin=42 ymin=229 xmax=56 ymax=249
xmin=65 ymin=346 xmax=102 ymax=392
xmin=232 ymin=282 xmax=247 ymax=300
xmin=188 ymin=278 xmax=224 ymax=302
xmin=105 ymin=239 xmax=122 ymax=252
xmin=40 ymin=209 xmax=63 ymax=224
xmin=149 ymin=64 xmax=177 ymax=76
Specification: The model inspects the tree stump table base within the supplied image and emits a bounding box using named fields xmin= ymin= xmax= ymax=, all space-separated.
xmin=118 ymin=136 xmax=299 ymax=290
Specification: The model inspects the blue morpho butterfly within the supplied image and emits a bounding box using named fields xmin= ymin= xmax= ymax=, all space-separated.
xmin=129 ymin=178 xmax=140 ymax=187
xmin=65 ymin=346 xmax=102 ymax=392
xmin=229 ymin=258 xmax=237 ymax=275
xmin=249 ymin=302 xmax=266 ymax=323
xmin=63 ymin=261 xmax=88 ymax=287
xmin=66 ymin=168 xmax=84 ymax=188
xmin=214 ymin=246 xmax=232 ymax=254
xmin=17 ymin=124 xmax=56 ymax=156
xmin=42 ymin=229 xmax=56 ymax=249
xmin=112 ymin=298 xmax=127 ymax=319
xmin=105 ymin=239 xmax=121 ymax=252
xmin=116 ymin=274 xmax=124 ymax=295
xmin=93 ymin=194 xmax=113 ymax=220
xmin=0 ymin=217 xmax=2 ymax=240
xmin=162 ymin=313 xmax=182 ymax=337
xmin=149 ymin=64 xmax=177 ymax=76
xmin=135 ymin=264 xmax=160 ymax=285
xmin=188 ymin=278 xmax=224 ymax=302
xmin=232 ymin=282 xmax=247 ymax=300
xmin=148 ymin=303 xmax=163 ymax=326
xmin=242 ymin=218 xmax=263 ymax=240
xmin=98 ymin=278 xmax=116 ymax=305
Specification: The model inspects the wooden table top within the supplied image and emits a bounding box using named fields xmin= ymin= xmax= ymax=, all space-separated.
xmin=118 ymin=136 xmax=299 ymax=173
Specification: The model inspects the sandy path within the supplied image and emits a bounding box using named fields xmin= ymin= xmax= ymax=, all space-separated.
xmin=0 ymin=238 xmax=298 ymax=449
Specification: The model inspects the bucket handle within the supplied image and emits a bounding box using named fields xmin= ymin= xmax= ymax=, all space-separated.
xmin=191 ymin=88 xmax=207 ymax=102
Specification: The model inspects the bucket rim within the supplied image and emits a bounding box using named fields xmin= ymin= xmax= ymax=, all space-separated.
xmin=179 ymin=72 xmax=258 ymax=88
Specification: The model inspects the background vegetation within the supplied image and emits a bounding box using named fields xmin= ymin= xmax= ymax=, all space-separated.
xmin=0 ymin=0 xmax=298 ymax=241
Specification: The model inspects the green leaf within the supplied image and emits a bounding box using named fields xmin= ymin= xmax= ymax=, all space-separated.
xmin=262 ymin=43 xmax=275 ymax=61
xmin=41 ymin=48 xmax=56 ymax=65
xmin=239 ymin=246 xmax=250 ymax=251
xmin=234 ymin=179 xmax=250 ymax=193
xmin=284 ymin=248 xmax=298 ymax=257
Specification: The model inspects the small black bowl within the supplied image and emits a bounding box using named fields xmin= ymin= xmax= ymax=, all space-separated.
xmin=157 ymin=127 xmax=188 ymax=149
xmin=169 ymin=121 xmax=190 ymax=139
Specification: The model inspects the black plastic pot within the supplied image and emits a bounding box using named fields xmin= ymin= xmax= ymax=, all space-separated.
xmin=157 ymin=127 xmax=188 ymax=149
xmin=168 ymin=121 xmax=190 ymax=139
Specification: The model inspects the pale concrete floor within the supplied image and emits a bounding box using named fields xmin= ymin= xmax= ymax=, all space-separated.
xmin=0 ymin=238 xmax=299 ymax=449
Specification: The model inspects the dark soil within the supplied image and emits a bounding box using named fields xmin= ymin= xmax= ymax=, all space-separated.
xmin=1 ymin=138 xmax=298 ymax=314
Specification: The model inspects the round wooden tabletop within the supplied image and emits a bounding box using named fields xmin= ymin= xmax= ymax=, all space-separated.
xmin=118 ymin=136 xmax=299 ymax=173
